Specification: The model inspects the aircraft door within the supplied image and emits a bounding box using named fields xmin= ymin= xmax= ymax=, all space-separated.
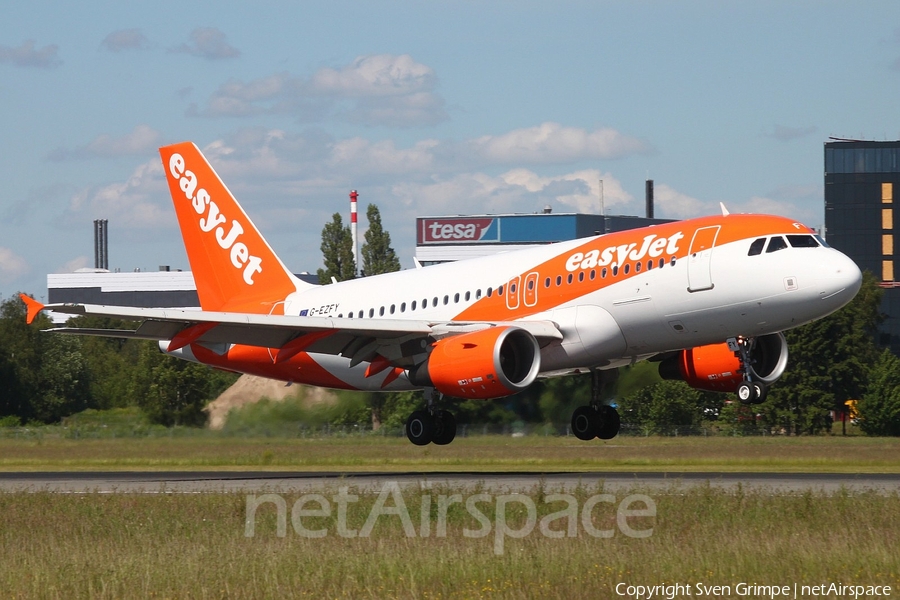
xmin=523 ymin=272 xmax=539 ymax=307
xmin=687 ymin=226 xmax=720 ymax=292
xmin=506 ymin=275 xmax=521 ymax=310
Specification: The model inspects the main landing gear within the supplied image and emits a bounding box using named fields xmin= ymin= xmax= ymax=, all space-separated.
xmin=570 ymin=369 xmax=621 ymax=441
xmin=731 ymin=337 xmax=769 ymax=405
xmin=405 ymin=388 xmax=457 ymax=446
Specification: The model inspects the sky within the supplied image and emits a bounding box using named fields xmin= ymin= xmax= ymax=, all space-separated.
xmin=3 ymin=1 xmax=900 ymax=299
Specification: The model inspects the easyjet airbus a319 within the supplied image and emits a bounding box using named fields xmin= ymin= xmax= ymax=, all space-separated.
xmin=21 ymin=142 xmax=862 ymax=445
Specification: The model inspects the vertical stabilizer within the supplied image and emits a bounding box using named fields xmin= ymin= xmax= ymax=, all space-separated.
xmin=159 ymin=142 xmax=309 ymax=314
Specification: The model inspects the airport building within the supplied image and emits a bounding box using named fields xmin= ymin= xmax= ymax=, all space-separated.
xmin=824 ymin=139 xmax=900 ymax=354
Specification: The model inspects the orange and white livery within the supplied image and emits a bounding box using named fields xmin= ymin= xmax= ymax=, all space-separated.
xmin=22 ymin=141 xmax=863 ymax=445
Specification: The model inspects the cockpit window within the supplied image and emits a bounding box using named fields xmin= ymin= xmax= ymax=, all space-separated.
xmin=748 ymin=238 xmax=766 ymax=256
xmin=766 ymin=236 xmax=787 ymax=253
xmin=814 ymin=235 xmax=830 ymax=248
xmin=787 ymin=235 xmax=819 ymax=248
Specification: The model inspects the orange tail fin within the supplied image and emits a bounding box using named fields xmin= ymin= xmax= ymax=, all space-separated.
xmin=159 ymin=142 xmax=309 ymax=314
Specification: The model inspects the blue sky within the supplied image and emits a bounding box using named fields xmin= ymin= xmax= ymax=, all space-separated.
xmin=3 ymin=1 xmax=900 ymax=299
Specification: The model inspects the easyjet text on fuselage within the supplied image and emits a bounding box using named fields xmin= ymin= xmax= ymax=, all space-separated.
xmin=565 ymin=231 xmax=685 ymax=272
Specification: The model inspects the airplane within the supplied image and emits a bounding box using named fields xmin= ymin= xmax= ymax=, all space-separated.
xmin=20 ymin=141 xmax=863 ymax=445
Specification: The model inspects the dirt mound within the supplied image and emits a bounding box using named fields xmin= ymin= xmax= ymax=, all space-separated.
xmin=206 ymin=374 xmax=336 ymax=429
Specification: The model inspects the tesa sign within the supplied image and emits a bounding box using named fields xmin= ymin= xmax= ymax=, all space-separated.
xmin=418 ymin=218 xmax=499 ymax=244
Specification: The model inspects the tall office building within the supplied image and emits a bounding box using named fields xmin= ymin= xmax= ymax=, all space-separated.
xmin=824 ymin=140 xmax=900 ymax=354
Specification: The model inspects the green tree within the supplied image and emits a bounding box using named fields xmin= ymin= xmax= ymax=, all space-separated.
xmin=31 ymin=335 xmax=92 ymax=422
xmin=317 ymin=213 xmax=356 ymax=284
xmin=130 ymin=343 xmax=235 ymax=427
xmin=64 ymin=315 xmax=142 ymax=409
xmin=858 ymin=349 xmax=900 ymax=436
xmin=618 ymin=380 xmax=704 ymax=435
xmin=361 ymin=204 xmax=401 ymax=276
xmin=759 ymin=272 xmax=883 ymax=434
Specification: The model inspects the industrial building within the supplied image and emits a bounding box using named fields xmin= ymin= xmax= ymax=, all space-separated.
xmin=824 ymin=139 xmax=900 ymax=354
xmin=414 ymin=211 xmax=673 ymax=265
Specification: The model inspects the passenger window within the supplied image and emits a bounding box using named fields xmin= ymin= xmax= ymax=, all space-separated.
xmin=635 ymin=262 xmax=641 ymax=273
xmin=748 ymin=238 xmax=766 ymax=256
xmin=487 ymin=287 xmax=493 ymax=297
xmin=358 ymin=310 xmax=363 ymax=318
xmin=590 ymin=269 xmax=596 ymax=280
xmin=527 ymin=279 xmax=534 ymax=290
xmin=443 ymin=295 xmax=449 ymax=305
xmin=454 ymin=293 xmax=460 ymax=303
xmin=567 ymin=274 xmax=573 ymax=284
xmin=787 ymin=235 xmax=819 ymax=248
xmin=390 ymin=304 xmax=396 ymax=314
xmin=659 ymin=258 xmax=665 ymax=269
xmin=612 ymin=265 xmax=619 ymax=276
xmin=368 ymin=309 xmax=374 ymax=318
xmin=556 ymin=275 xmax=562 ymax=286
xmin=670 ymin=257 xmax=676 ymax=266
xmin=578 ymin=272 xmax=584 ymax=282
xmin=411 ymin=301 xmax=416 ymax=311
xmin=624 ymin=264 xmax=630 ymax=275
xmin=766 ymin=236 xmax=788 ymax=253
xmin=379 ymin=306 xmax=385 ymax=316
xmin=433 ymin=297 xmax=438 ymax=307
xmin=465 ymin=291 xmax=471 ymax=301
xmin=498 ymin=285 xmax=504 ymax=295
xmin=544 ymin=277 xmax=551 ymax=288
xmin=476 ymin=289 xmax=482 ymax=299
xmin=601 ymin=268 xmax=607 ymax=278
xmin=647 ymin=260 xmax=653 ymax=270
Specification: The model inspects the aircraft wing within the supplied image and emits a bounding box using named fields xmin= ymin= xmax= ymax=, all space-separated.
xmin=24 ymin=297 xmax=562 ymax=367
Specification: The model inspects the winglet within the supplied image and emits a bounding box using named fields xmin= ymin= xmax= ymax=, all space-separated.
xmin=719 ymin=202 xmax=730 ymax=216
xmin=19 ymin=294 xmax=44 ymax=325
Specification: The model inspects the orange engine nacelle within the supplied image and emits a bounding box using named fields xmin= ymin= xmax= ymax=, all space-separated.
xmin=409 ymin=326 xmax=541 ymax=400
xmin=658 ymin=332 xmax=788 ymax=392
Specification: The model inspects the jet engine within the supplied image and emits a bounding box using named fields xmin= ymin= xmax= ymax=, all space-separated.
xmin=658 ymin=332 xmax=788 ymax=392
xmin=409 ymin=326 xmax=541 ymax=399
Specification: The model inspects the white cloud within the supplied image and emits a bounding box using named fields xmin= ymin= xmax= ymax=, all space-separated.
xmin=0 ymin=247 xmax=29 ymax=283
xmin=65 ymin=159 xmax=172 ymax=230
xmin=309 ymin=54 xmax=436 ymax=97
xmin=101 ymin=29 xmax=151 ymax=52
xmin=652 ymin=184 xmax=707 ymax=219
xmin=0 ymin=40 xmax=61 ymax=68
xmin=191 ymin=54 xmax=447 ymax=127
xmin=48 ymin=125 xmax=162 ymax=160
xmin=170 ymin=27 xmax=240 ymax=60
xmin=470 ymin=122 xmax=651 ymax=164
xmin=56 ymin=256 xmax=91 ymax=273
xmin=390 ymin=168 xmax=633 ymax=216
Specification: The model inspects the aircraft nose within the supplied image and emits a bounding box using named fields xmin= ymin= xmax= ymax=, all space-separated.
xmin=819 ymin=251 xmax=862 ymax=308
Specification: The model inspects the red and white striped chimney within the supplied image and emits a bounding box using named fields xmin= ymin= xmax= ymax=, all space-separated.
xmin=350 ymin=190 xmax=359 ymax=276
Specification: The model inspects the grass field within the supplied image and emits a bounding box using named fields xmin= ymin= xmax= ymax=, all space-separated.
xmin=0 ymin=433 xmax=899 ymax=472
xmin=1 ymin=484 xmax=898 ymax=599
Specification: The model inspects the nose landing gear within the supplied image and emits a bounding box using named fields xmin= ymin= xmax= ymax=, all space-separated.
xmin=731 ymin=337 xmax=769 ymax=405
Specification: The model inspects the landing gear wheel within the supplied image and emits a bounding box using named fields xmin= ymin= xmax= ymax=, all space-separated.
xmin=432 ymin=410 xmax=457 ymax=445
xmin=571 ymin=406 xmax=599 ymax=441
xmin=406 ymin=410 xmax=434 ymax=446
xmin=752 ymin=383 xmax=768 ymax=405
xmin=736 ymin=381 xmax=756 ymax=405
xmin=596 ymin=405 xmax=621 ymax=440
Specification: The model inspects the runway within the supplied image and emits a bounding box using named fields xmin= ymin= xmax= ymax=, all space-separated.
xmin=1 ymin=471 xmax=898 ymax=494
